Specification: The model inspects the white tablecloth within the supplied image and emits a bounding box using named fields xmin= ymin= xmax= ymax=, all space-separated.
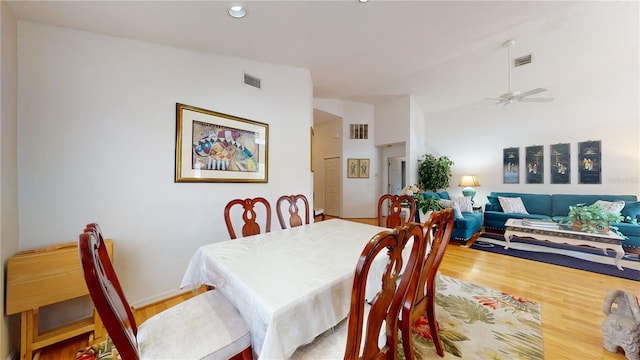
xmin=180 ymin=219 xmax=388 ymax=359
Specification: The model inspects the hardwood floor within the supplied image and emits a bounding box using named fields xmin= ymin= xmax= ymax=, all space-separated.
xmin=38 ymin=217 xmax=636 ymax=359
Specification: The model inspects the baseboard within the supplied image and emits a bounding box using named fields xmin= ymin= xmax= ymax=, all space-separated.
xmin=130 ymin=287 xmax=197 ymax=309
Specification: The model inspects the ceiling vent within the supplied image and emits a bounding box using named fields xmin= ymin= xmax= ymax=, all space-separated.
xmin=514 ymin=54 xmax=532 ymax=67
xmin=243 ymin=73 xmax=262 ymax=89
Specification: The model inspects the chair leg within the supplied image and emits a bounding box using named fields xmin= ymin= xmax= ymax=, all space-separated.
xmin=427 ymin=298 xmax=444 ymax=357
xmin=401 ymin=319 xmax=415 ymax=360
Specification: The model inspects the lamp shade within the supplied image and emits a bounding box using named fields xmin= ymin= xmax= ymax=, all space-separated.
xmin=458 ymin=175 xmax=480 ymax=187
xmin=458 ymin=175 xmax=480 ymax=202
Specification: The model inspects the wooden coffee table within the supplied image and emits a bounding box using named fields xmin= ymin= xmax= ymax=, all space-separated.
xmin=504 ymin=218 xmax=626 ymax=270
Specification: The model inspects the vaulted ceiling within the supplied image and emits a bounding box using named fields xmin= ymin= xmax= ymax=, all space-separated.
xmin=6 ymin=1 xmax=633 ymax=121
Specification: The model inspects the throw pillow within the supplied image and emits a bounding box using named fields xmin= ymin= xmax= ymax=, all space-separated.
xmin=486 ymin=195 xmax=503 ymax=212
xmin=438 ymin=199 xmax=463 ymax=219
xmin=621 ymin=201 xmax=640 ymax=223
xmin=593 ymin=200 xmax=625 ymax=214
xmin=453 ymin=196 xmax=473 ymax=213
xmin=498 ymin=196 xmax=529 ymax=214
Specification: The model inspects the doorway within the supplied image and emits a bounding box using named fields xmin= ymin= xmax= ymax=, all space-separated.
xmin=323 ymin=157 xmax=341 ymax=217
xmin=387 ymin=156 xmax=406 ymax=195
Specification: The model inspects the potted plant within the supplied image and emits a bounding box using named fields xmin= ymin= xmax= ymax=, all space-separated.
xmin=402 ymin=184 xmax=441 ymax=222
xmin=418 ymin=154 xmax=454 ymax=192
xmin=565 ymin=203 xmax=625 ymax=237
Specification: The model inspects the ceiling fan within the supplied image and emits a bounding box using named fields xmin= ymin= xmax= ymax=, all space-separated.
xmin=488 ymin=39 xmax=554 ymax=105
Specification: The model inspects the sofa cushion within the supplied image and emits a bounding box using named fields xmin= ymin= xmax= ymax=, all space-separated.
xmin=485 ymin=195 xmax=502 ymax=212
xmin=437 ymin=191 xmax=451 ymax=200
xmin=488 ymin=192 xmax=552 ymax=215
xmin=621 ymin=201 xmax=640 ymax=223
xmin=484 ymin=211 xmax=551 ymax=225
xmin=551 ymin=194 xmax=637 ymax=217
xmin=454 ymin=212 xmax=482 ymax=230
xmin=498 ymin=196 xmax=529 ymax=214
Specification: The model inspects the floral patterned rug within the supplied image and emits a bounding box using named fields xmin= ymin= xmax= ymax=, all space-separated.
xmin=77 ymin=275 xmax=542 ymax=360
xmin=403 ymin=274 xmax=543 ymax=359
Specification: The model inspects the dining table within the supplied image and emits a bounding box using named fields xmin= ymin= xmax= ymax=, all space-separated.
xmin=180 ymin=218 xmax=391 ymax=359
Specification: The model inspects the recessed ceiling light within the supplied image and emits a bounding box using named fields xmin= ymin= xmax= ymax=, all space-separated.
xmin=359 ymin=0 xmax=369 ymax=3
xmin=228 ymin=6 xmax=247 ymax=18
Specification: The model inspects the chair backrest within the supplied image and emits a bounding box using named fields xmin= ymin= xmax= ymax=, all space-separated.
xmin=344 ymin=222 xmax=426 ymax=360
xmin=377 ymin=194 xmax=416 ymax=228
xmin=402 ymin=208 xmax=454 ymax=329
xmin=224 ymin=197 xmax=272 ymax=239
xmin=79 ymin=225 xmax=140 ymax=359
xmin=276 ymin=194 xmax=310 ymax=229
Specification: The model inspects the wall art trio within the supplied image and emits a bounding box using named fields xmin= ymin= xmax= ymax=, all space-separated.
xmin=503 ymin=140 xmax=601 ymax=185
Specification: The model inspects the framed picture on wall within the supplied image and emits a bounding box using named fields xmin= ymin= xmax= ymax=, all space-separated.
xmin=347 ymin=158 xmax=359 ymax=178
xmin=526 ymin=145 xmax=544 ymax=184
xmin=550 ymin=143 xmax=570 ymax=184
xmin=175 ymin=103 xmax=269 ymax=183
xmin=358 ymin=159 xmax=370 ymax=178
xmin=503 ymin=147 xmax=519 ymax=184
xmin=578 ymin=140 xmax=601 ymax=184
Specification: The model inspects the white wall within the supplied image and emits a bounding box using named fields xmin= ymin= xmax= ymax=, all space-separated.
xmin=1 ymin=1 xmax=19 ymax=357
xmin=423 ymin=3 xmax=639 ymax=203
xmin=16 ymin=21 xmax=313 ymax=308
xmin=314 ymin=99 xmax=378 ymax=218
xmin=341 ymin=101 xmax=377 ymax=217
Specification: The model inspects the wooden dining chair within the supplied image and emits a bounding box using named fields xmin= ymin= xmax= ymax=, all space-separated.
xmin=292 ymin=222 xmax=426 ymax=360
xmin=276 ymin=194 xmax=310 ymax=229
xmin=79 ymin=224 xmax=253 ymax=360
xmin=400 ymin=208 xmax=455 ymax=359
xmin=224 ymin=197 xmax=272 ymax=239
xmin=377 ymin=194 xmax=416 ymax=228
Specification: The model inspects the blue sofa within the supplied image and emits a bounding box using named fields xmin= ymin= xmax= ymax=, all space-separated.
xmin=484 ymin=192 xmax=640 ymax=252
xmin=416 ymin=191 xmax=483 ymax=242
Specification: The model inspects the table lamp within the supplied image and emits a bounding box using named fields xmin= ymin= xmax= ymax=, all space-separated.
xmin=458 ymin=175 xmax=480 ymax=204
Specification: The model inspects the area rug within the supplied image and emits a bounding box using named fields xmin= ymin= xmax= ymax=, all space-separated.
xmin=473 ymin=233 xmax=640 ymax=282
xmin=401 ymin=274 xmax=542 ymax=359
xmin=77 ymin=276 xmax=542 ymax=360
xmin=75 ymin=337 xmax=120 ymax=360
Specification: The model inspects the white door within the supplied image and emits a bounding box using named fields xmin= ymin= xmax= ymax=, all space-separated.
xmin=388 ymin=156 xmax=405 ymax=195
xmin=324 ymin=157 xmax=341 ymax=217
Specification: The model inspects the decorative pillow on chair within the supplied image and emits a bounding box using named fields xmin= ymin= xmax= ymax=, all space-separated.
xmin=438 ymin=200 xmax=463 ymax=219
xmin=452 ymin=196 xmax=473 ymax=213
xmin=593 ymin=200 xmax=625 ymax=214
xmin=498 ymin=196 xmax=529 ymax=214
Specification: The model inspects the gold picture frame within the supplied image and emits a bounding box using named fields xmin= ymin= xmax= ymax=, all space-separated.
xmin=347 ymin=158 xmax=359 ymax=178
xmin=175 ymin=103 xmax=269 ymax=183
xmin=358 ymin=159 xmax=370 ymax=178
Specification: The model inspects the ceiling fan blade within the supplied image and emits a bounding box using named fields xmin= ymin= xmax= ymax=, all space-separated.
xmin=519 ymin=97 xmax=554 ymax=103
xmin=518 ymin=88 xmax=548 ymax=98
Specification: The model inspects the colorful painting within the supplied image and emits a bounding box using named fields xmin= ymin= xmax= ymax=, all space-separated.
xmin=503 ymin=147 xmax=519 ymax=184
xmin=550 ymin=143 xmax=570 ymax=184
xmin=578 ymin=140 xmax=601 ymax=184
xmin=175 ymin=103 xmax=268 ymax=183
xmin=192 ymin=121 xmax=258 ymax=172
xmin=526 ymin=145 xmax=544 ymax=184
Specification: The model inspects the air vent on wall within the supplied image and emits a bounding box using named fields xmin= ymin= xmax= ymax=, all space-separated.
xmin=349 ymin=124 xmax=368 ymax=139
xmin=514 ymin=54 xmax=532 ymax=67
xmin=243 ymin=73 xmax=262 ymax=89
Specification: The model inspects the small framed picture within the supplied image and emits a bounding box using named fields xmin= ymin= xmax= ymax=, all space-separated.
xmin=359 ymin=159 xmax=370 ymax=178
xmin=347 ymin=158 xmax=359 ymax=178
